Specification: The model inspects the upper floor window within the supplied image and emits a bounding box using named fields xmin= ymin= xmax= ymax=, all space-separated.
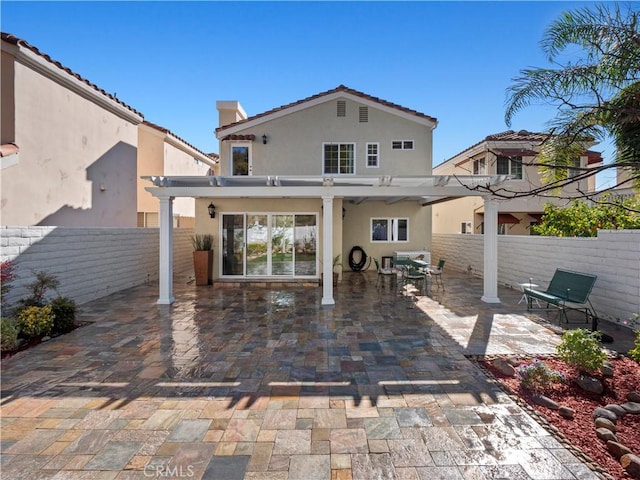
xmin=391 ymin=140 xmax=414 ymax=150
xmin=323 ymin=143 xmax=355 ymax=175
xmin=497 ymin=156 xmax=522 ymax=179
xmin=371 ymin=218 xmax=409 ymax=243
xmin=473 ymin=158 xmax=485 ymax=175
xmin=366 ymin=143 xmax=379 ymax=168
xmin=568 ymin=158 xmax=581 ymax=178
xmin=231 ymin=144 xmax=251 ymax=176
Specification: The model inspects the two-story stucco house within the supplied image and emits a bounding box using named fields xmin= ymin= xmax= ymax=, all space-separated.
xmin=0 ymin=32 xmax=217 ymax=228
xmin=144 ymin=85 xmax=513 ymax=306
xmin=432 ymin=130 xmax=602 ymax=235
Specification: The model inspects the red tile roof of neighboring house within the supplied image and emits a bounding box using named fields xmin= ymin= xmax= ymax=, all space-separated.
xmin=0 ymin=143 xmax=19 ymax=157
xmin=442 ymin=130 xmax=603 ymax=167
xmin=215 ymin=85 xmax=438 ymax=133
xmin=1 ymin=32 xmax=143 ymax=118
xmin=142 ymin=121 xmax=218 ymax=162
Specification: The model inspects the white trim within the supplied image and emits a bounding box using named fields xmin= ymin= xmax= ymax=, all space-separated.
xmin=322 ymin=142 xmax=356 ymax=175
xmin=216 ymin=91 xmax=437 ymax=137
xmin=391 ymin=140 xmax=414 ymax=151
xmin=366 ymin=142 xmax=380 ymax=168
xmin=11 ymin=41 xmax=143 ymax=124
xmin=1 ymin=153 xmax=19 ymax=170
xmin=219 ymin=212 xmax=319 ymax=279
xmin=370 ymin=217 xmax=409 ymax=243
xmin=230 ymin=142 xmax=253 ymax=176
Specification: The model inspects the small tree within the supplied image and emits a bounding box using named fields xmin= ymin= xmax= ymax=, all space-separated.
xmin=532 ymin=195 xmax=640 ymax=237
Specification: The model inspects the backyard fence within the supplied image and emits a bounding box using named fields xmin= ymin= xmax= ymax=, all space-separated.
xmin=1 ymin=226 xmax=194 ymax=307
xmin=432 ymin=229 xmax=640 ymax=330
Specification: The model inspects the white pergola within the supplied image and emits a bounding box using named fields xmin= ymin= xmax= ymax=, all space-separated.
xmin=144 ymin=174 xmax=510 ymax=306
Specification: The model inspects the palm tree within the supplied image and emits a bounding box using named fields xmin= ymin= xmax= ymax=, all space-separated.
xmin=505 ymin=3 xmax=640 ymax=189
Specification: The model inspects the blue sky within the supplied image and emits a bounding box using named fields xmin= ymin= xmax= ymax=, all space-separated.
xmin=1 ymin=1 xmax=617 ymax=186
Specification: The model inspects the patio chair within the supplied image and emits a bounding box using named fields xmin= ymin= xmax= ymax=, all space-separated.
xmin=374 ymin=258 xmax=396 ymax=288
xmin=400 ymin=264 xmax=428 ymax=296
xmin=428 ymin=259 xmax=445 ymax=290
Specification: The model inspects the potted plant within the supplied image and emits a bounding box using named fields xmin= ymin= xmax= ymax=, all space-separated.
xmin=192 ymin=234 xmax=214 ymax=286
xmin=320 ymin=254 xmax=342 ymax=287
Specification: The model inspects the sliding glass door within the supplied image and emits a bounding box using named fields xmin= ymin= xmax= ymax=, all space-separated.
xmin=221 ymin=213 xmax=316 ymax=278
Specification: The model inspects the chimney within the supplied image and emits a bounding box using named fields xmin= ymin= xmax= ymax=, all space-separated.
xmin=216 ymin=101 xmax=247 ymax=127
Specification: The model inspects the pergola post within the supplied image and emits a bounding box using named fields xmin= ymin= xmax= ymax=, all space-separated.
xmin=481 ymin=196 xmax=500 ymax=303
xmin=321 ymin=195 xmax=335 ymax=306
xmin=158 ymin=195 xmax=175 ymax=305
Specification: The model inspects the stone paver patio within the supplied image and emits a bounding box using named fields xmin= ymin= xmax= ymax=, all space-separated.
xmin=1 ymin=269 xmax=634 ymax=479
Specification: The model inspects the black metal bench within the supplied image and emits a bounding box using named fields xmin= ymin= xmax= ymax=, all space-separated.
xmin=524 ymin=269 xmax=598 ymax=330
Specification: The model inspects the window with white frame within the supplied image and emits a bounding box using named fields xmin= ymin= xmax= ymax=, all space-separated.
xmin=496 ymin=155 xmax=522 ymax=179
xmin=366 ymin=143 xmax=379 ymax=168
xmin=371 ymin=218 xmax=408 ymax=242
xmin=323 ymin=143 xmax=355 ymax=174
xmin=473 ymin=158 xmax=485 ymax=175
xmin=391 ymin=140 xmax=414 ymax=150
xmin=461 ymin=221 xmax=472 ymax=234
xmin=231 ymin=144 xmax=251 ymax=176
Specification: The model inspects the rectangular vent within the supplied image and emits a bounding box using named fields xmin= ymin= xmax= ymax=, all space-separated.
xmin=337 ymin=100 xmax=346 ymax=117
xmin=359 ymin=106 xmax=368 ymax=123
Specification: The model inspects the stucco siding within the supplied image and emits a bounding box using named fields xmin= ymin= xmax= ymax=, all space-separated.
xmin=2 ymin=61 xmax=138 ymax=227
xmin=218 ymin=98 xmax=433 ymax=177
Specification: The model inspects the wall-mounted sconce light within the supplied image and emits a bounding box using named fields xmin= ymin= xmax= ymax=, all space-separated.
xmin=208 ymin=202 xmax=216 ymax=218
xmin=99 ymin=184 xmax=106 ymax=192
xmin=262 ymin=134 xmax=268 ymax=145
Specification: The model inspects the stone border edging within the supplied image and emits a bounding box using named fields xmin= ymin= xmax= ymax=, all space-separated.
xmin=468 ymin=353 xmax=614 ymax=480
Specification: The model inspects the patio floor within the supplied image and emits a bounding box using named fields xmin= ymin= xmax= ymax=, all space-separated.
xmin=1 ymin=269 xmax=634 ymax=480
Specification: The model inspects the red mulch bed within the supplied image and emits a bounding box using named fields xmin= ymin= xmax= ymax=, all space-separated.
xmin=481 ymin=356 xmax=640 ymax=480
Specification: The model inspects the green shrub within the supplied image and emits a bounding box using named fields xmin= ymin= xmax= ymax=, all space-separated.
xmin=19 ymin=271 xmax=60 ymax=307
xmin=1 ymin=317 xmax=19 ymax=351
xmin=628 ymin=330 xmax=640 ymax=363
xmin=517 ymin=359 xmax=565 ymax=392
xmin=17 ymin=305 xmax=54 ymax=338
xmin=50 ymin=296 xmax=77 ymax=335
xmin=556 ymin=328 xmax=607 ymax=373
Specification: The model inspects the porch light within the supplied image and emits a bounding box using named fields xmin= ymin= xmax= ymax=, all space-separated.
xmin=207 ymin=202 xmax=216 ymax=218
xmin=262 ymin=134 xmax=268 ymax=145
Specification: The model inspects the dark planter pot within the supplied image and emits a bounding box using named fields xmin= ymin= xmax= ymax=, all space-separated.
xmin=193 ymin=250 xmax=213 ymax=285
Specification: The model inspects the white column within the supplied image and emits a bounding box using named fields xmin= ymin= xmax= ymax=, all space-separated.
xmin=321 ymin=195 xmax=335 ymax=305
xmin=158 ymin=195 xmax=175 ymax=305
xmin=482 ymin=197 xmax=500 ymax=303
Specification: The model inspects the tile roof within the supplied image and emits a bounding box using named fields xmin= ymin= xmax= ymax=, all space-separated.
xmin=1 ymin=32 xmax=143 ymax=118
xmin=215 ymin=84 xmax=438 ymax=133
xmin=450 ymin=130 xmax=551 ymax=160
xmin=142 ymin=121 xmax=218 ymax=161
xmin=0 ymin=143 xmax=19 ymax=157
xmin=220 ymin=134 xmax=256 ymax=141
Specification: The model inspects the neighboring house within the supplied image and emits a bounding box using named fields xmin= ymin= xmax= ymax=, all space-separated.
xmin=0 ymin=32 xmax=216 ymax=227
xmin=138 ymin=121 xmax=218 ymax=228
xmin=432 ymin=130 xmax=603 ymax=235
xmin=144 ymin=85 xmax=512 ymax=305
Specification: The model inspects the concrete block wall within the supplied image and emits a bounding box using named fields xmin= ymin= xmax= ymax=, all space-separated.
xmin=432 ymin=230 xmax=640 ymax=329
xmin=1 ymin=227 xmax=194 ymax=307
